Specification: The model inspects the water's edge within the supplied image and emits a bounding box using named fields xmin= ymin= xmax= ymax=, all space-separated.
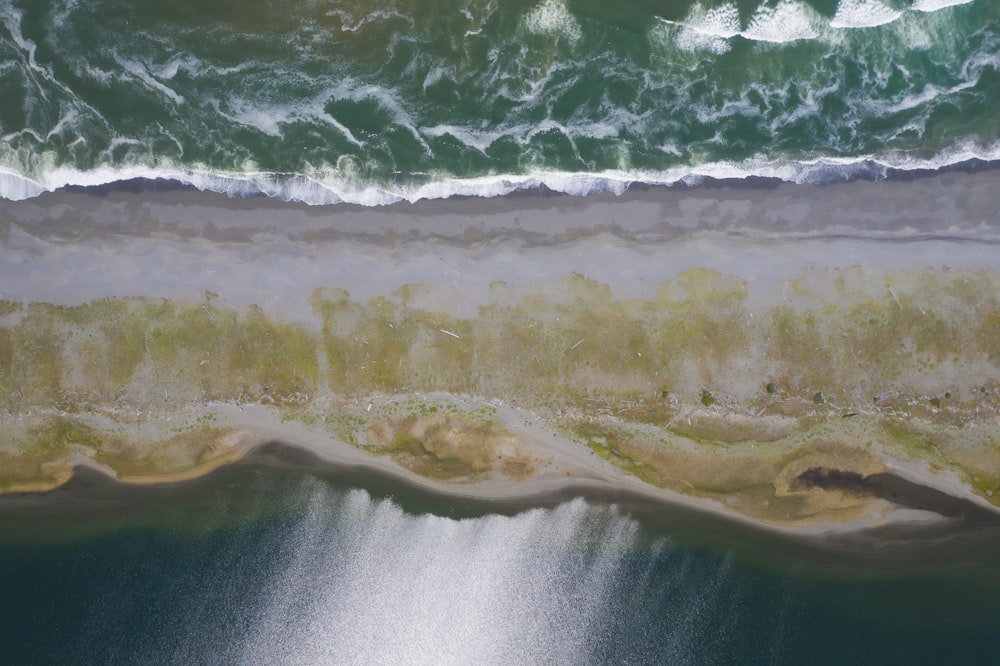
xmin=4 ymin=443 xmax=1000 ymax=579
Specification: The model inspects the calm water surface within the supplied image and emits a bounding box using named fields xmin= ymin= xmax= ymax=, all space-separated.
xmin=2 ymin=465 xmax=999 ymax=664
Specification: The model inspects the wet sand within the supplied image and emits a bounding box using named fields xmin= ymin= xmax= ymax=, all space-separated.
xmin=1 ymin=168 xmax=998 ymax=318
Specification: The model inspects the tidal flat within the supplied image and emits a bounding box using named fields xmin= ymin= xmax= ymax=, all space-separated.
xmin=2 ymin=170 xmax=1000 ymax=544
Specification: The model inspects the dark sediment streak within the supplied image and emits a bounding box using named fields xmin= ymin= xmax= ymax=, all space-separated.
xmin=3 ymin=441 xmax=1000 ymax=577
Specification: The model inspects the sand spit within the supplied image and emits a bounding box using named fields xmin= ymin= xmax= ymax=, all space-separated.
xmin=1 ymin=172 xmax=999 ymax=537
xmin=5 ymin=397 xmax=999 ymax=544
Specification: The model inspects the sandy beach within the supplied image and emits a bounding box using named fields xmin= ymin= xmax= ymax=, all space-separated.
xmin=2 ymin=168 xmax=1000 ymax=545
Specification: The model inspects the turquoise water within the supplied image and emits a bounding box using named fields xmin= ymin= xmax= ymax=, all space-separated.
xmin=2 ymin=467 xmax=1000 ymax=664
xmin=0 ymin=0 xmax=996 ymax=202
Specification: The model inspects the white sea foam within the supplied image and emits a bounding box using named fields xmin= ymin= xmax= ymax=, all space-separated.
xmin=674 ymin=3 xmax=742 ymax=54
xmin=523 ymin=0 xmax=583 ymax=43
xmin=424 ymin=112 xmax=629 ymax=160
xmin=213 ymin=98 xmax=288 ymax=138
xmin=830 ymin=0 xmax=903 ymax=28
xmin=49 ymin=0 xmax=81 ymax=30
xmin=422 ymin=66 xmax=448 ymax=91
xmin=0 ymin=168 xmax=46 ymax=200
xmin=743 ymin=1 xmax=820 ymax=43
xmin=895 ymin=18 xmax=932 ymax=49
xmin=911 ymin=0 xmax=974 ymax=12
xmin=656 ymin=0 xmax=969 ymax=53
xmin=692 ymin=3 xmax=742 ymax=38
xmin=152 ymin=59 xmax=181 ymax=81
xmin=674 ymin=29 xmax=732 ymax=54
xmin=323 ymin=9 xmax=413 ymax=33
xmin=422 ymin=124 xmax=503 ymax=154
xmin=2 ymin=140 xmax=999 ymax=206
xmin=210 ymin=89 xmax=369 ymax=149
xmin=660 ymin=0 xmax=827 ymax=52
xmin=0 ymin=5 xmax=38 ymax=70
xmin=206 ymin=75 xmax=425 ymax=151
xmin=113 ymin=55 xmax=185 ymax=105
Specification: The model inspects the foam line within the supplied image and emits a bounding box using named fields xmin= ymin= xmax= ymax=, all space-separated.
xmin=2 ymin=139 xmax=998 ymax=206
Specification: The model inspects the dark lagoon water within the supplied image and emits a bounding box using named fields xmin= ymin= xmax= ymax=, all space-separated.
xmin=1 ymin=0 xmax=997 ymax=202
xmin=2 ymin=464 xmax=1000 ymax=665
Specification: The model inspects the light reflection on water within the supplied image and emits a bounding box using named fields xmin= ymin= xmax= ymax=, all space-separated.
xmin=241 ymin=484 xmax=638 ymax=664
xmin=2 ymin=468 xmax=1000 ymax=664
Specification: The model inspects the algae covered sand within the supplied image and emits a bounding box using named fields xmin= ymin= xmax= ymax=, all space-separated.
xmin=1 ymin=175 xmax=999 ymax=532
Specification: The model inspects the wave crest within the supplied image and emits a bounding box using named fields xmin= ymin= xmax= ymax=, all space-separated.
xmin=743 ymin=0 xmax=820 ymax=43
xmin=831 ymin=0 xmax=903 ymax=29
xmin=911 ymin=0 xmax=974 ymax=12
xmin=3 ymin=142 xmax=998 ymax=206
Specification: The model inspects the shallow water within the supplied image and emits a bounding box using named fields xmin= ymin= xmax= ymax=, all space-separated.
xmin=2 ymin=466 xmax=999 ymax=664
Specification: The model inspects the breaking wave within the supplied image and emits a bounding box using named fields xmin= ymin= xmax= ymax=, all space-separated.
xmin=2 ymin=141 xmax=998 ymax=206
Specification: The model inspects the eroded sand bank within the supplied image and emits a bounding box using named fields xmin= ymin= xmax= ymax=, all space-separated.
xmin=1 ymin=170 xmax=999 ymax=537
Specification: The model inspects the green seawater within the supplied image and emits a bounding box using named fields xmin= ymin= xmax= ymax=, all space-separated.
xmin=2 ymin=465 xmax=999 ymax=664
xmin=0 ymin=0 xmax=997 ymax=202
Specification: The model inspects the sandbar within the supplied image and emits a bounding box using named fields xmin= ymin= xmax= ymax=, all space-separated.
xmin=1 ymin=168 xmax=999 ymax=548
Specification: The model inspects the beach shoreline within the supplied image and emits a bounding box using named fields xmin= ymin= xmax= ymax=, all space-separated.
xmin=6 ymin=161 xmax=1000 ymax=248
xmin=2 ymin=396 xmax=999 ymax=555
xmin=2 ymin=168 xmax=999 ymax=551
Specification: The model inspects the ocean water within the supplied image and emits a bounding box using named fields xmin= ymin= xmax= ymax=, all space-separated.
xmin=0 ymin=0 xmax=996 ymax=203
xmin=2 ymin=467 xmax=1000 ymax=664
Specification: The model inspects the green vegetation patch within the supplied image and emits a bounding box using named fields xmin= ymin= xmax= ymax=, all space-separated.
xmin=0 ymin=416 xmax=101 ymax=490
xmin=146 ymin=299 xmax=319 ymax=401
xmin=0 ymin=415 xmax=235 ymax=486
xmin=2 ymin=268 xmax=999 ymax=498
xmin=92 ymin=426 xmax=234 ymax=478
xmin=369 ymin=412 xmax=536 ymax=481
xmin=0 ymin=300 xmax=22 ymax=318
